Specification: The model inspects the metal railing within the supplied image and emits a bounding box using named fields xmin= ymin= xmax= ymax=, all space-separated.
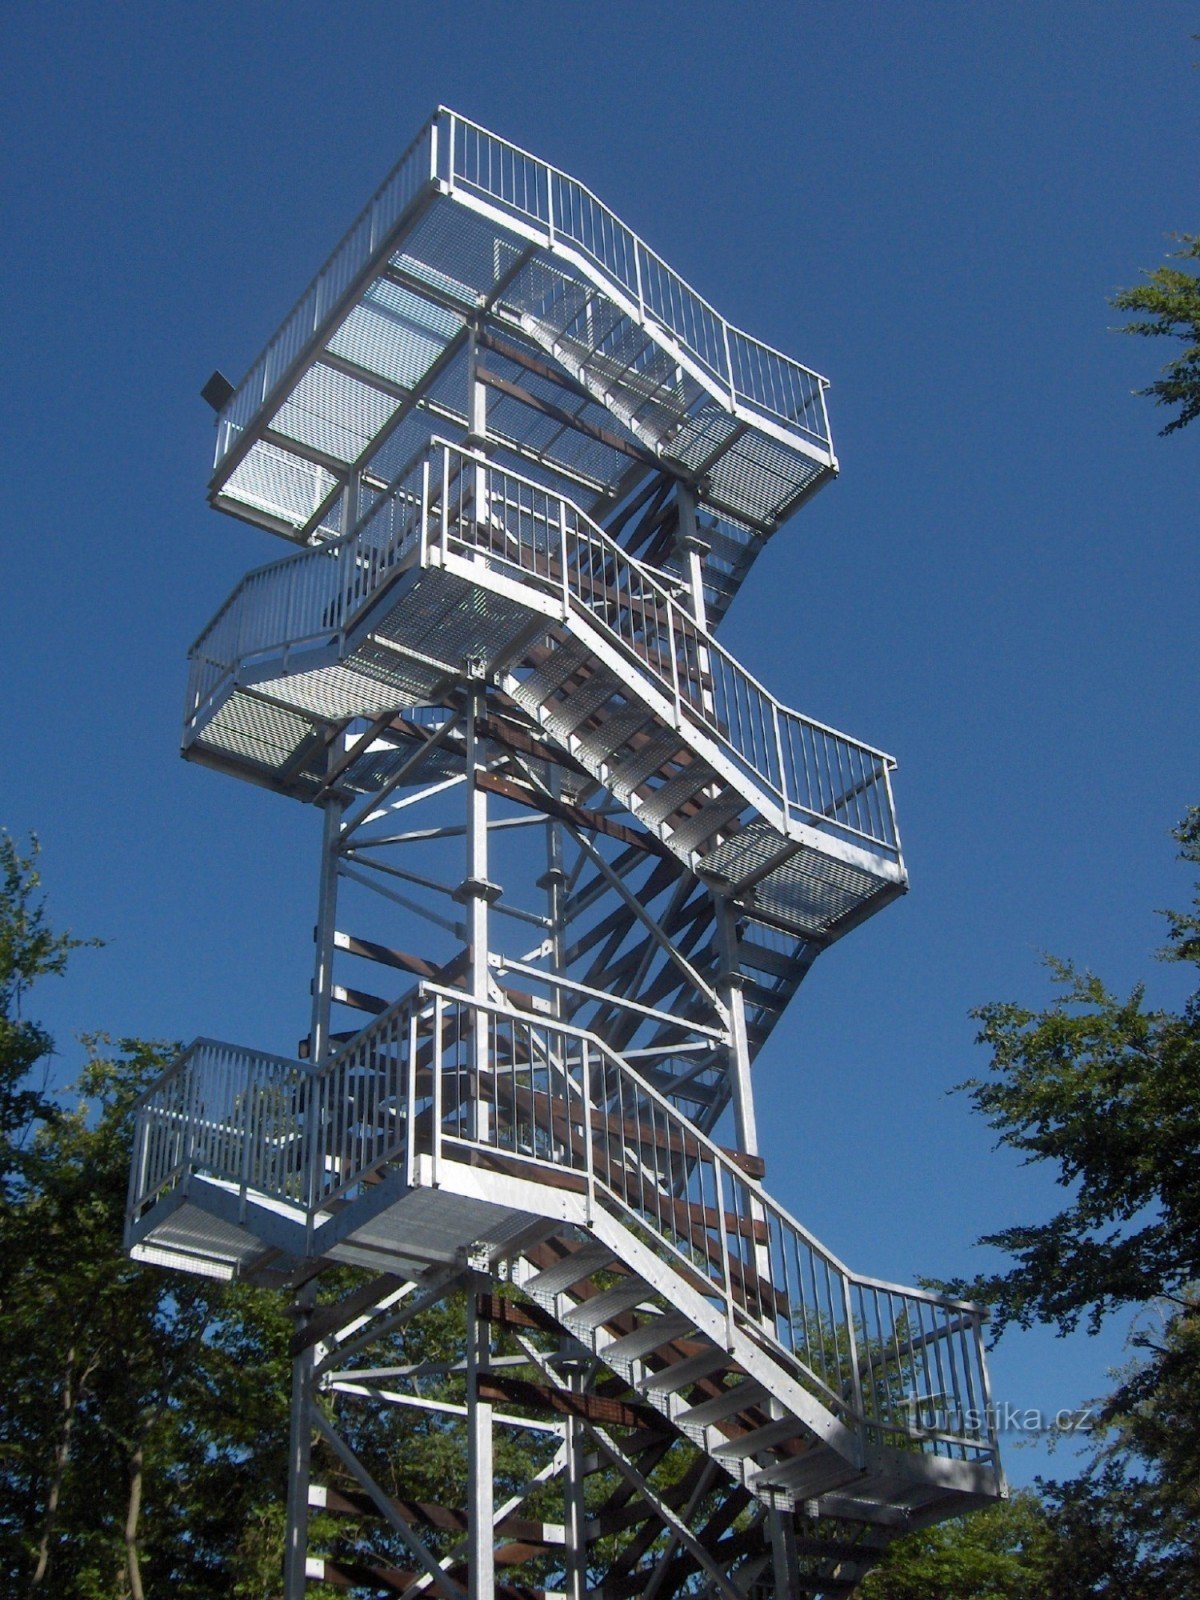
xmin=433 ymin=444 xmax=899 ymax=855
xmin=214 ymin=118 xmax=437 ymax=465
xmin=188 ymin=439 xmax=898 ymax=857
xmin=129 ymin=987 xmax=993 ymax=1464
xmin=213 ymin=109 xmax=833 ymax=474
xmin=438 ymin=110 xmax=832 ymax=448
xmin=186 ymin=455 xmax=430 ymax=719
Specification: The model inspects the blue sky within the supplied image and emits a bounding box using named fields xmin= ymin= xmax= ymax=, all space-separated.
xmin=3 ymin=2 xmax=1197 ymax=1488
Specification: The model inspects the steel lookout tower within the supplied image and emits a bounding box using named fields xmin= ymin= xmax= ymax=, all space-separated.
xmin=127 ymin=109 xmax=1003 ymax=1599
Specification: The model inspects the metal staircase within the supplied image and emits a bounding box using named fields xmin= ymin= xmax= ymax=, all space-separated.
xmin=130 ymin=107 xmax=1001 ymax=1598
xmin=186 ymin=439 xmax=902 ymax=945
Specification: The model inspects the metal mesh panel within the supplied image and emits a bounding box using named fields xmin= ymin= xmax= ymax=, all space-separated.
xmin=328 ymin=278 xmax=459 ymax=392
xmin=707 ymin=429 xmax=825 ymax=525
xmin=756 ymin=850 xmax=882 ymax=937
xmin=393 ymin=196 xmax=525 ymax=306
xmin=253 ymin=659 xmax=424 ymax=721
xmin=665 ymin=403 xmax=739 ymax=471
xmin=198 ymin=691 xmax=313 ymax=769
xmin=272 ymin=361 xmax=396 ymax=465
xmin=223 ymin=439 xmax=336 ymax=529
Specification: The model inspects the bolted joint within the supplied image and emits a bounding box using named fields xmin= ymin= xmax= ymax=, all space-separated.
xmin=677 ymin=531 xmax=711 ymax=560
xmin=452 ymin=876 xmax=503 ymax=906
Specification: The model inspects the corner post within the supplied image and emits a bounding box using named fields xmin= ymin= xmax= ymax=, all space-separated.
xmin=283 ymin=1279 xmax=317 ymax=1600
xmin=466 ymin=1273 xmax=495 ymax=1600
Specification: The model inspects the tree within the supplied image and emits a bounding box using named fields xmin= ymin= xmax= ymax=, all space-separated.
xmin=0 ymin=832 xmax=96 ymax=1192
xmin=947 ymin=807 xmax=1200 ymax=1595
xmin=953 ymin=806 xmax=1200 ymax=1337
xmin=1113 ymin=233 xmax=1200 ymax=434
xmin=856 ymin=1492 xmax=1053 ymax=1600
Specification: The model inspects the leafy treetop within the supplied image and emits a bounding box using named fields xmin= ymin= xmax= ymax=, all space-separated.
xmin=1113 ymin=233 xmax=1200 ymax=434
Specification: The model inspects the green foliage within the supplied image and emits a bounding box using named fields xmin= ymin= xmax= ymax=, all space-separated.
xmin=1112 ymin=233 xmax=1200 ymax=434
xmin=0 ymin=831 xmax=98 ymax=1190
xmin=0 ymin=1035 xmax=301 ymax=1596
xmin=857 ymin=1492 xmax=1053 ymax=1600
xmin=949 ymin=808 xmax=1200 ymax=1596
xmin=950 ymin=808 xmax=1200 ymax=1338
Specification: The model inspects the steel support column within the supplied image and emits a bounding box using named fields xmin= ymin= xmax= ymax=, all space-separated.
xmin=284 ymin=1280 xmax=317 ymax=1600
xmin=716 ymin=899 xmax=757 ymax=1158
xmin=310 ymin=794 xmax=345 ymax=1065
xmin=466 ymin=1276 xmax=495 ymax=1600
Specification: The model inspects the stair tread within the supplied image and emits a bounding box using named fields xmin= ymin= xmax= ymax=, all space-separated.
xmin=511 ymin=641 xmax=589 ymax=708
xmin=639 ymin=1346 xmax=731 ymax=1394
xmin=668 ymin=791 xmax=745 ymax=854
xmin=523 ymin=1243 xmax=616 ymax=1296
xmin=676 ymin=1379 xmax=768 ymax=1427
xmin=606 ymin=731 xmax=686 ymax=797
xmin=635 ymin=764 xmax=717 ymax=828
xmin=544 ymin=673 xmax=619 ymax=737
xmin=573 ymin=704 xmax=653 ymax=764
xmin=562 ymin=1281 xmax=651 ymax=1330
xmin=598 ymin=1312 xmax=696 ymax=1364
xmin=751 ymin=1447 xmax=865 ymax=1498
xmin=710 ymin=1416 xmax=805 ymax=1459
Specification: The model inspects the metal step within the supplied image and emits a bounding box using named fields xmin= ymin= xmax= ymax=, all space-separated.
xmin=606 ymin=731 xmax=686 ymax=800
xmin=543 ymin=672 xmax=620 ymax=739
xmin=638 ymin=1346 xmax=730 ymax=1395
xmin=710 ymin=1417 xmax=805 ymax=1461
xmin=676 ymin=1380 xmax=768 ymax=1429
xmin=751 ymin=1447 xmax=867 ymax=1501
xmin=597 ymin=1312 xmax=695 ymax=1366
xmin=510 ymin=639 xmax=590 ymax=711
xmin=573 ymin=703 xmax=653 ymax=765
xmin=522 ymin=1243 xmax=618 ymax=1297
xmin=635 ymin=764 xmax=717 ymax=828
xmin=667 ymin=791 xmax=746 ymax=854
xmin=561 ymin=1280 xmax=652 ymax=1330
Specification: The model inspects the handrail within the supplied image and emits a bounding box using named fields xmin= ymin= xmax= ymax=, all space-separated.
xmin=213 ymin=108 xmax=834 ymax=476
xmin=187 ymin=439 xmax=899 ymax=857
xmin=436 ymin=110 xmax=832 ymax=449
xmin=214 ymin=117 xmax=438 ymax=467
xmin=185 ymin=453 xmax=430 ymax=721
xmin=432 ymin=442 xmax=899 ymax=854
xmin=128 ymin=988 xmax=994 ymax=1463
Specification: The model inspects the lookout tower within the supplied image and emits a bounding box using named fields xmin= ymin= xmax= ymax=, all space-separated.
xmin=128 ymin=110 xmax=1003 ymax=1598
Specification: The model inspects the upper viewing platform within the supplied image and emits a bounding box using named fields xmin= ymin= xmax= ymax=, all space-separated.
xmin=209 ymin=108 xmax=838 ymax=620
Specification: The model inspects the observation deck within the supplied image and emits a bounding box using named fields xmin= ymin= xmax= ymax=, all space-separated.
xmin=132 ymin=108 xmax=1000 ymax=1598
xmin=208 ymin=108 xmax=836 ymax=623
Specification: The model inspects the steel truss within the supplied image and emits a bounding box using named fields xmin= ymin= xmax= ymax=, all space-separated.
xmin=128 ymin=109 xmax=1003 ymax=1599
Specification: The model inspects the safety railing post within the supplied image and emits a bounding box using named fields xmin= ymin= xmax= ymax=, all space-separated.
xmin=559 ymin=503 xmax=570 ymax=618
xmin=419 ymin=457 xmax=430 ymax=568
xmin=722 ymin=323 xmax=736 ymax=408
xmin=440 ymin=445 xmax=450 ymax=554
xmin=239 ymin=1072 xmax=254 ymax=1223
xmin=772 ymin=704 xmax=789 ymax=816
xmin=715 ymin=1163 xmax=738 ymax=1351
xmin=581 ymin=1039 xmax=594 ymax=1222
xmin=882 ymin=761 xmax=899 ymax=852
xmin=842 ymin=1275 xmax=865 ymax=1432
xmin=405 ymin=1005 xmax=419 ymax=1189
xmin=431 ymin=994 xmax=444 ymax=1186
xmin=666 ymin=596 xmax=681 ymax=724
